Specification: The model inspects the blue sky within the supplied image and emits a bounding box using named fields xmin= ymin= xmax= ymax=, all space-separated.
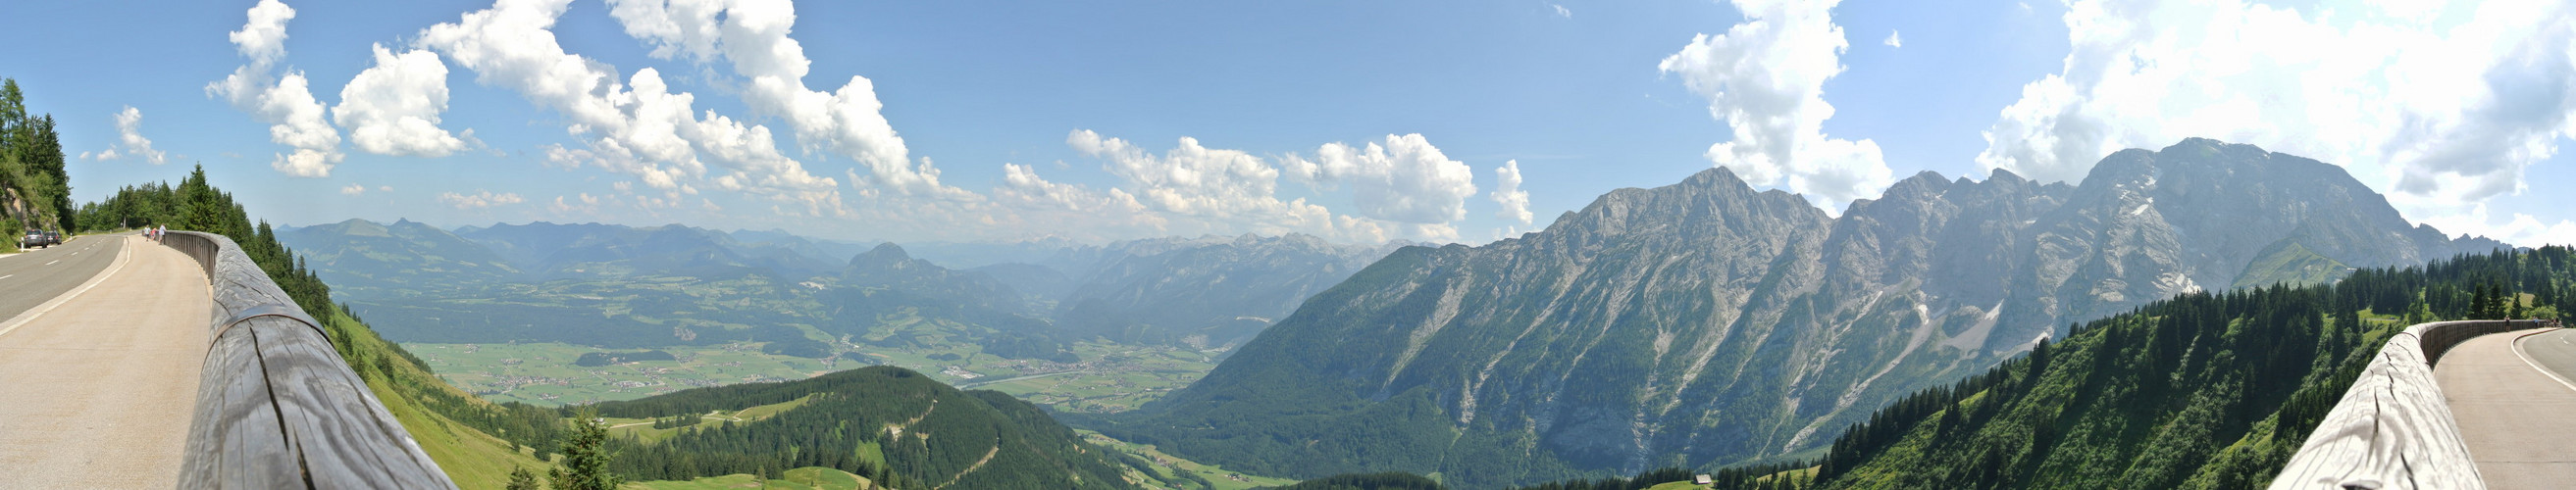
xmin=4 ymin=0 xmax=2572 ymax=246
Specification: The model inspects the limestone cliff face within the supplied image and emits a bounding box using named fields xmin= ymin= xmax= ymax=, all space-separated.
xmin=1124 ymin=138 xmax=2507 ymax=488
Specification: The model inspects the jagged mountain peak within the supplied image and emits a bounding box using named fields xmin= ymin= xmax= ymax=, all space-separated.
xmin=1548 ymin=166 xmax=1829 ymax=243
xmin=1126 ymin=138 xmax=2508 ymax=488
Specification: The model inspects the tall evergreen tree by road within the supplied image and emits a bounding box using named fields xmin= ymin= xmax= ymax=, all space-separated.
xmin=0 ymin=77 xmax=74 ymax=232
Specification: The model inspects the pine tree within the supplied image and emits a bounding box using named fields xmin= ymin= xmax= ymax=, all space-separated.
xmin=551 ymin=410 xmax=622 ymax=490
xmin=504 ymin=466 xmax=541 ymax=490
xmin=2509 ymin=287 xmax=2524 ymax=319
xmin=2473 ymin=283 xmax=2493 ymax=319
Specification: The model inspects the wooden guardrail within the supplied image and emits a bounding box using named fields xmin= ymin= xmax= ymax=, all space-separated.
xmin=165 ymin=230 xmax=455 ymax=489
xmin=2269 ymin=318 xmax=2556 ymax=490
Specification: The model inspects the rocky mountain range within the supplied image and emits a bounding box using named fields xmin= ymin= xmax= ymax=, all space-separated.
xmin=1108 ymin=138 xmax=2508 ymax=488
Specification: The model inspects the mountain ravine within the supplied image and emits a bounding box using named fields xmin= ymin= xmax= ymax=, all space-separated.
xmin=1106 ymin=138 xmax=2506 ymax=488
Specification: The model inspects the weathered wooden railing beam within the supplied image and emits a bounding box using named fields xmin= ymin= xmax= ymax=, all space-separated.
xmin=2269 ymin=318 xmax=2557 ymax=490
xmin=168 ymin=230 xmax=455 ymax=489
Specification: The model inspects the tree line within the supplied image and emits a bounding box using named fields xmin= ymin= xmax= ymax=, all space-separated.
xmin=0 ymin=77 xmax=72 ymax=236
xmin=1792 ymin=246 xmax=2573 ymax=489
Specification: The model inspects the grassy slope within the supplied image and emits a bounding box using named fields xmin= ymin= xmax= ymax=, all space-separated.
xmin=603 ymin=394 xmax=814 ymax=443
xmin=332 ymin=306 xmax=549 ymax=489
xmin=2230 ymin=241 xmax=2349 ymax=290
xmin=1076 ymin=429 xmax=1300 ymax=490
xmin=631 ymin=466 xmax=873 ymax=490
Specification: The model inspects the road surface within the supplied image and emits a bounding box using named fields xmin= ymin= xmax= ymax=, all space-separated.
xmin=2435 ymin=328 xmax=2576 ymax=489
xmin=0 ymin=234 xmax=126 ymax=325
xmin=0 ymin=233 xmax=212 ymax=488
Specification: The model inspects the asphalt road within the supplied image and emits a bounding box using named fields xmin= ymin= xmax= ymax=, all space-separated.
xmin=2436 ymin=328 xmax=2576 ymax=489
xmin=2519 ymin=328 xmax=2576 ymax=388
xmin=0 ymin=234 xmax=126 ymax=324
xmin=0 ymin=234 xmax=209 ymax=488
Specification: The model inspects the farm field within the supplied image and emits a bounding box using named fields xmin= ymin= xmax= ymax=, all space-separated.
xmin=1079 ymin=429 xmax=1300 ymax=490
xmin=407 ymin=338 xmax=1223 ymax=411
xmin=630 ymin=466 xmax=874 ymax=490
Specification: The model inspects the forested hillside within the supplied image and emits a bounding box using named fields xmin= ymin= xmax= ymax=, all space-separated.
xmin=0 ymin=77 xmax=73 ymax=236
xmin=584 ymin=366 xmax=1156 ymax=489
xmin=1790 ymin=247 xmax=2572 ymax=489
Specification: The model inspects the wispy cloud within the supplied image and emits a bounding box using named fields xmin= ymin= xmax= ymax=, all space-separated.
xmin=1491 ymin=160 xmax=1531 ymax=225
xmin=437 ymin=190 xmax=524 ymax=210
xmin=96 ymin=106 xmax=170 ymax=165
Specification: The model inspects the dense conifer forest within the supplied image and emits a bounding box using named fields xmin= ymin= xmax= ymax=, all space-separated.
xmin=580 ymin=366 xmax=1145 ymax=489
xmin=1790 ymin=247 xmax=2566 ymax=488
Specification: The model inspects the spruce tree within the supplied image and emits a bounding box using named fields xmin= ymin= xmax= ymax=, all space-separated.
xmin=504 ymin=466 xmax=541 ymax=490
xmin=551 ymin=410 xmax=622 ymax=490
xmin=2509 ymin=288 xmax=2524 ymax=319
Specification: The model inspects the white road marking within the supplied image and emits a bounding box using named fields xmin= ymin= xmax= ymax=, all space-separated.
xmin=2511 ymin=329 xmax=2576 ymax=395
xmin=0 ymin=274 xmax=12 ymax=280
xmin=0 ymin=238 xmax=134 ymax=339
xmin=45 ymin=260 xmax=58 ymax=266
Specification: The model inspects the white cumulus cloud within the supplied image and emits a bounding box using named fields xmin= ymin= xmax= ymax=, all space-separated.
xmin=416 ymin=0 xmax=845 ymax=216
xmin=1068 ymin=130 xmax=1332 ymax=226
xmin=335 ymin=44 xmax=468 ymax=157
xmin=340 ymin=183 xmax=367 ymax=195
xmin=1553 ymin=4 xmax=1572 ymax=19
xmin=207 ymin=0 xmax=342 ymax=177
xmin=1659 ymin=0 xmax=1894 ymax=212
xmin=1282 ymin=134 xmax=1479 ymax=226
xmin=602 ymin=0 xmax=966 ymax=201
xmin=438 ymin=190 xmax=525 ymax=209
xmin=1883 ymin=29 xmax=1901 ymax=48
xmin=1492 ymin=160 xmax=1532 ymax=225
xmin=228 ymin=0 xmax=294 ymax=66
xmin=1978 ymin=0 xmax=2576 ymax=246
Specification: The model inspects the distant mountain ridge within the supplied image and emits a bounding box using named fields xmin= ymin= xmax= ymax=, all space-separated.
xmin=454 ymin=221 xmax=842 ymax=279
xmin=283 ymin=219 xmax=1404 ymax=358
xmin=1049 ymin=233 xmax=1407 ymax=348
xmin=283 ymin=219 xmax=522 ymax=299
xmin=1110 ymin=138 xmax=2508 ymax=488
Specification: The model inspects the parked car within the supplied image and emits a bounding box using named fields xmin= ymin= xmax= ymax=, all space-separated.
xmin=19 ymin=229 xmax=46 ymax=249
xmin=44 ymin=230 xmax=62 ymax=246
